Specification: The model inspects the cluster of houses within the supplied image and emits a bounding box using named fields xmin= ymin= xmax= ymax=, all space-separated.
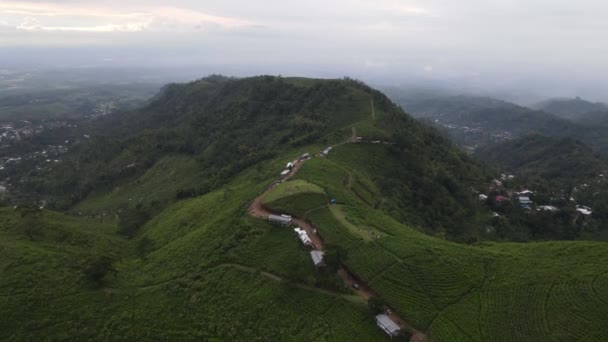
xmin=481 ymin=185 xmax=595 ymax=218
xmin=269 ymin=152 xmax=405 ymax=338
xmin=268 ymin=213 xmax=325 ymax=267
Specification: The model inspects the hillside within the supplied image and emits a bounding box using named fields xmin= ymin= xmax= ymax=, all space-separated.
xmin=387 ymin=93 xmax=608 ymax=152
xmin=14 ymin=76 xmax=489 ymax=239
xmin=2 ymin=76 xmax=608 ymax=341
xmin=262 ymin=142 xmax=608 ymax=340
xmin=533 ymin=97 xmax=608 ymax=121
xmin=475 ymin=135 xmax=607 ymax=184
xmin=474 ymin=135 xmax=608 ymax=240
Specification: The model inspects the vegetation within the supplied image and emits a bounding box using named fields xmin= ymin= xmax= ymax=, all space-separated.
xmin=533 ymin=97 xmax=608 ymax=121
xmin=3 ymin=76 xmax=608 ymax=341
xmin=476 ymin=134 xmax=608 ymax=240
xmin=264 ymin=143 xmax=608 ymax=341
xmin=0 ymin=83 xmax=159 ymax=121
xmin=388 ymin=93 xmax=608 ymax=153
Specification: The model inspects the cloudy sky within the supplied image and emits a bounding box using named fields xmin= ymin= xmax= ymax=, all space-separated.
xmin=1 ymin=0 xmax=607 ymax=101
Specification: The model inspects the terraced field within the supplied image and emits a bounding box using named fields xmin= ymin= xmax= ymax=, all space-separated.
xmin=263 ymin=142 xmax=608 ymax=341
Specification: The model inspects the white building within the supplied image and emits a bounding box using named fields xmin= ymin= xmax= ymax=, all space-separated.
xmin=310 ymin=250 xmax=325 ymax=267
xmin=268 ymin=214 xmax=292 ymax=226
xmin=375 ymin=314 xmax=401 ymax=337
xmin=294 ymin=227 xmax=312 ymax=246
xmin=538 ymin=205 xmax=559 ymax=212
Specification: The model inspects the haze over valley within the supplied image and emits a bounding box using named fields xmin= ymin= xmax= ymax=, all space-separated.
xmin=2 ymin=1 xmax=608 ymax=341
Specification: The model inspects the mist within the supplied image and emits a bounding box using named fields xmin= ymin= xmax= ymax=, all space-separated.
xmin=1 ymin=0 xmax=607 ymax=103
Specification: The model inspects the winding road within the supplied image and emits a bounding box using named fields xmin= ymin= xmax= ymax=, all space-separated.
xmin=246 ymin=128 xmax=426 ymax=342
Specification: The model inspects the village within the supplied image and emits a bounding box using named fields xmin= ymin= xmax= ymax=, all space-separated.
xmin=0 ymin=120 xmax=76 ymax=198
xmin=477 ymin=171 xmax=604 ymax=234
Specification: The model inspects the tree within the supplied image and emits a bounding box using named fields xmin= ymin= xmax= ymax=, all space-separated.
xmin=367 ymin=297 xmax=387 ymax=314
xmin=323 ymin=244 xmax=347 ymax=273
xmin=82 ymin=256 xmax=115 ymax=286
xmin=136 ymin=237 xmax=154 ymax=259
xmin=118 ymin=205 xmax=149 ymax=238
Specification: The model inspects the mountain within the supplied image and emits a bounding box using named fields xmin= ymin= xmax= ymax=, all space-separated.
xmin=474 ymin=135 xmax=608 ymax=240
xmin=386 ymin=93 xmax=608 ymax=153
xmin=475 ymin=134 xmax=607 ymax=184
xmin=2 ymin=76 xmax=608 ymax=341
xmin=14 ymin=76 xmax=489 ymax=239
xmin=533 ymin=97 xmax=608 ymax=121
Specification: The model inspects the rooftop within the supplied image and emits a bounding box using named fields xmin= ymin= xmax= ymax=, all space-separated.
xmin=268 ymin=214 xmax=292 ymax=223
xmin=375 ymin=314 xmax=400 ymax=335
xmin=310 ymin=250 xmax=325 ymax=266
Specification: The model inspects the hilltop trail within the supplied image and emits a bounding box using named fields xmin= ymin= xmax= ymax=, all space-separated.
xmin=247 ymin=142 xmax=426 ymax=342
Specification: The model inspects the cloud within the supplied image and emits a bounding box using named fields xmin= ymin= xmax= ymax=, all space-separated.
xmin=1 ymin=1 xmax=254 ymax=33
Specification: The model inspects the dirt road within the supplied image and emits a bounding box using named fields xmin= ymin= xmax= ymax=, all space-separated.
xmin=246 ymin=147 xmax=426 ymax=342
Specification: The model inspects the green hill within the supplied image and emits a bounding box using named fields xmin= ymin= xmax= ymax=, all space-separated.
xmin=475 ymin=135 xmax=607 ymax=185
xmin=3 ymin=76 xmax=608 ymax=341
xmin=533 ymin=97 xmax=608 ymax=121
xmin=263 ymin=142 xmax=608 ymax=340
xmin=387 ymin=93 xmax=608 ymax=153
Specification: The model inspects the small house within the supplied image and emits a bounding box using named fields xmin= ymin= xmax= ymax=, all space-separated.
xmin=310 ymin=250 xmax=325 ymax=267
xmin=268 ymin=214 xmax=292 ymax=226
xmin=539 ymin=205 xmax=559 ymax=212
xmin=519 ymin=196 xmax=533 ymax=205
xmin=294 ymin=227 xmax=312 ymax=246
xmin=479 ymin=194 xmax=488 ymax=201
xmin=286 ymin=162 xmax=294 ymax=169
xmin=280 ymin=169 xmax=290 ymax=177
xmin=375 ymin=314 xmax=401 ymax=338
xmin=518 ymin=190 xmax=534 ymax=195
xmin=576 ymin=205 xmax=592 ymax=215
xmin=300 ymin=153 xmax=310 ymax=160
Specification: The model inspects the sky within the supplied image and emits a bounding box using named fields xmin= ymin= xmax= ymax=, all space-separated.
xmin=1 ymin=0 xmax=607 ymax=102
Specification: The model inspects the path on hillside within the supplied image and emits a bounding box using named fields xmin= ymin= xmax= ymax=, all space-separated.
xmin=247 ymin=143 xmax=426 ymax=342
xmin=213 ymin=263 xmax=364 ymax=304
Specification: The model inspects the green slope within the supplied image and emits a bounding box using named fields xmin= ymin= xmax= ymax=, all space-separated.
xmin=264 ymin=142 xmax=608 ymax=341
xmin=1 ymin=163 xmax=385 ymax=341
xmin=3 ymin=76 xmax=608 ymax=341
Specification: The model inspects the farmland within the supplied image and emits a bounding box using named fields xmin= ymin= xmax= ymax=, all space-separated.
xmin=4 ymin=76 xmax=608 ymax=341
xmin=0 ymin=162 xmax=386 ymax=340
xmin=263 ymin=142 xmax=608 ymax=340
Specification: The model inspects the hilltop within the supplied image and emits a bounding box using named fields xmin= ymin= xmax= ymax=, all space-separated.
xmin=475 ymin=135 xmax=607 ymax=184
xmin=386 ymin=93 xmax=608 ymax=153
xmin=533 ymin=97 xmax=608 ymax=121
xmin=14 ymin=76 xmax=489 ymax=240
xmin=2 ymin=76 xmax=608 ymax=341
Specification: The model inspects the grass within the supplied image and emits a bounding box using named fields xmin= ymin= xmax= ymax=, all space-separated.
xmin=5 ymin=89 xmax=608 ymax=340
xmin=263 ymin=179 xmax=325 ymax=203
xmin=0 ymin=146 xmax=389 ymax=341
xmin=329 ymin=204 xmax=386 ymax=241
xmin=263 ymin=179 xmax=329 ymax=216
xmin=75 ymin=155 xmax=205 ymax=214
xmin=266 ymin=143 xmax=608 ymax=341
xmin=5 ymin=145 xmax=608 ymax=341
